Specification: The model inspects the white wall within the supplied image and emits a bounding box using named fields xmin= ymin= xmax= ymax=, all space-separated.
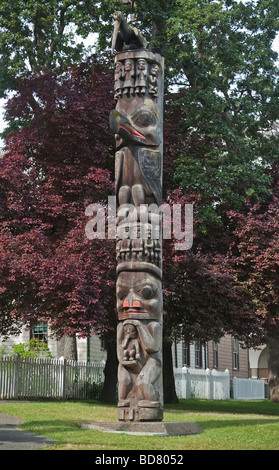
xmin=0 ymin=326 xmax=108 ymax=363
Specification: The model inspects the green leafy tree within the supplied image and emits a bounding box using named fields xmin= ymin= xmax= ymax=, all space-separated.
xmin=96 ymin=0 xmax=279 ymax=234
xmin=0 ymin=0 xmax=103 ymax=97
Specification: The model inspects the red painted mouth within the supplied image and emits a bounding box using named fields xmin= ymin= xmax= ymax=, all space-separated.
xmin=123 ymin=309 xmax=148 ymax=314
xmin=118 ymin=123 xmax=146 ymax=140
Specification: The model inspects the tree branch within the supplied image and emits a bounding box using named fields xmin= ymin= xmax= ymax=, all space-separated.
xmin=43 ymin=4 xmax=71 ymax=70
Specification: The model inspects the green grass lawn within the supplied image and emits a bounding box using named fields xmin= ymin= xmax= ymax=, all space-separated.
xmin=1 ymin=399 xmax=279 ymax=450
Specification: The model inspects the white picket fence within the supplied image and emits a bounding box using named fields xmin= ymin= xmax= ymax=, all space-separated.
xmin=0 ymin=355 xmax=105 ymax=400
xmin=1 ymin=356 xmax=266 ymax=401
xmin=174 ymin=367 xmax=230 ymax=400
xmin=233 ymin=377 xmax=265 ymax=399
xmin=174 ymin=368 xmax=266 ymax=400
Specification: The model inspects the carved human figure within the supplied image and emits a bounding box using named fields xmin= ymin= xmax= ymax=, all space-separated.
xmin=123 ymin=58 xmax=135 ymax=95
xmin=149 ymin=64 xmax=159 ymax=96
xmin=114 ymin=61 xmax=124 ymax=99
xmin=135 ymin=58 xmax=148 ymax=95
xmin=117 ymin=319 xmax=162 ymax=406
xmin=122 ymin=323 xmax=141 ymax=362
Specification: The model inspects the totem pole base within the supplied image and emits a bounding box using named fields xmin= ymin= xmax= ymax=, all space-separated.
xmin=118 ymin=403 xmax=163 ymax=421
xmin=81 ymin=421 xmax=203 ymax=437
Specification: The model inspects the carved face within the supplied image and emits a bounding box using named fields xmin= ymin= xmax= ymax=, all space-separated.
xmin=124 ymin=59 xmax=134 ymax=72
xmin=115 ymin=61 xmax=122 ymax=75
xmin=123 ymin=323 xmax=137 ymax=338
xmin=117 ymin=271 xmax=162 ymax=321
xmin=150 ymin=64 xmax=159 ymax=76
xmin=110 ymin=97 xmax=161 ymax=149
xmin=137 ymin=59 xmax=147 ymax=71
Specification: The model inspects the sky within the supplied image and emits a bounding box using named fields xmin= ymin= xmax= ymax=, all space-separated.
xmin=1 ymin=34 xmax=279 ymax=146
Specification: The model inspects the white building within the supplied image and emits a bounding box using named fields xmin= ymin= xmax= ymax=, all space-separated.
xmin=0 ymin=322 xmax=106 ymax=363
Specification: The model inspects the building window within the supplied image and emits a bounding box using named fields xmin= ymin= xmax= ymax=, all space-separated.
xmin=195 ymin=341 xmax=202 ymax=368
xmin=213 ymin=342 xmax=218 ymax=368
xmin=233 ymin=338 xmax=239 ymax=370
xmin=31 ymin=323 xmax=48 ymax=344
xmin=182 ymin=341 xmax=190 ymax=367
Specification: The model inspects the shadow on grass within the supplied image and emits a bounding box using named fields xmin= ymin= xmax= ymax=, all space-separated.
xmin=16 ymin=397 xmax=279 ymax=419
xmin=22 ymin=415 xmax=279 ymax=437
xmin=195 ymin=417 xmax=279 ymax=431
xmin=165 ymin=399 xmax=279 ymax=417
xmin=10 ymin=397 xmax=279 ymax=419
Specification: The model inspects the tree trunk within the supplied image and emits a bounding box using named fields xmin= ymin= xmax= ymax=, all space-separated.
xmin=57 ymin=334 xmax=78 ymax=361
xmin=100 ymin=332 xmax=118 ymax=404
xmin=163 ymin=340 xmax=179 ymax=404
xmin=267 ymin=335 xmax=279 ymax=403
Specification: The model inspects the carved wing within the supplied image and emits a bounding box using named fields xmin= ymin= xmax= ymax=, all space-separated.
xmin=138 ymin=148 xmax=162 ymax=205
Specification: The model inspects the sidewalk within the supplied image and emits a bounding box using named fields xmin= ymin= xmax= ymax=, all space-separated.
xmin=0 ymin=413 xmax=55 ymax=450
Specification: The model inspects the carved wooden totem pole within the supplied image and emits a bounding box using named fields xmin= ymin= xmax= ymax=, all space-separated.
xmin=109 ymin=8 xmax=164 ymax=422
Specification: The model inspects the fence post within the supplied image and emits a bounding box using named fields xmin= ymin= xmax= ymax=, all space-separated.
xmin=233 ymin=376 xmax=237 ymax=399
xmin=225 ymin=369 xmax=230 ymax=399
xmin=13 ymin=354 xmax=20 ymax=399
xmin=209 ymin=368 xmax=214 ymax=399
xmin=181 ymin=367 xmax=187 ymax=399
xmin=61 ymin=359 xmax=67 ymax=399
xmin=205 ymin=368 xmax=211 ymax=399
xmin=186 ymin=368 xmax=191 ymax=398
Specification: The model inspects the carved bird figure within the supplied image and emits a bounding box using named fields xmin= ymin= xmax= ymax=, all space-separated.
xmin=111 ymin=11 xmax=148 ymax=54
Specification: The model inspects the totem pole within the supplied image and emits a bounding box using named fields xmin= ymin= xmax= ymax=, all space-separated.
xmin=109 ymin=8 xmax=164 ymax=422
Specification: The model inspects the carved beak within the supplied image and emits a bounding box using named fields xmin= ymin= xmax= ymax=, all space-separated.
xmin=109 ymin=110 xmax=147 ymax=147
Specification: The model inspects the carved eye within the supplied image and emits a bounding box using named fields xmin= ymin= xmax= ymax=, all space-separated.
xmin=135 ymin=112 xmax=155 ymax=127
xmin=117 ymin=291 xmax=126 ymax=300
xmin=141 ymin=286 xmax=155 ymax=299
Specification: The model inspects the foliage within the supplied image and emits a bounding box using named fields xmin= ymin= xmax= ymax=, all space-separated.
xmin=10 ymin=338 xmax=54 ymax=358
xmin=228 ymin=168 xmax=279 ymax=342
xmin=162 ymin=225 xmax=257 ymax=346
xmin=1 ymin=0 xmax=279 ymax=351
xmin=225 ymin=167 xmax=279 ymax=400
xmin=90 ymin=0 xmax=279 ymax=239
xmin=156 ymin=0 xmax=279 ymax=235
xmin=0 ymin=345 xmax=7 ymax=357
xmin=0 ymin=0 xmax=104 ymax=97
xmin=80 ymin=376 xmax=104 ymax=400
xmin=0 ymin=56 xmax=116 ymax=339
xmin=157 ymin=0 xmax=279 ymax=347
